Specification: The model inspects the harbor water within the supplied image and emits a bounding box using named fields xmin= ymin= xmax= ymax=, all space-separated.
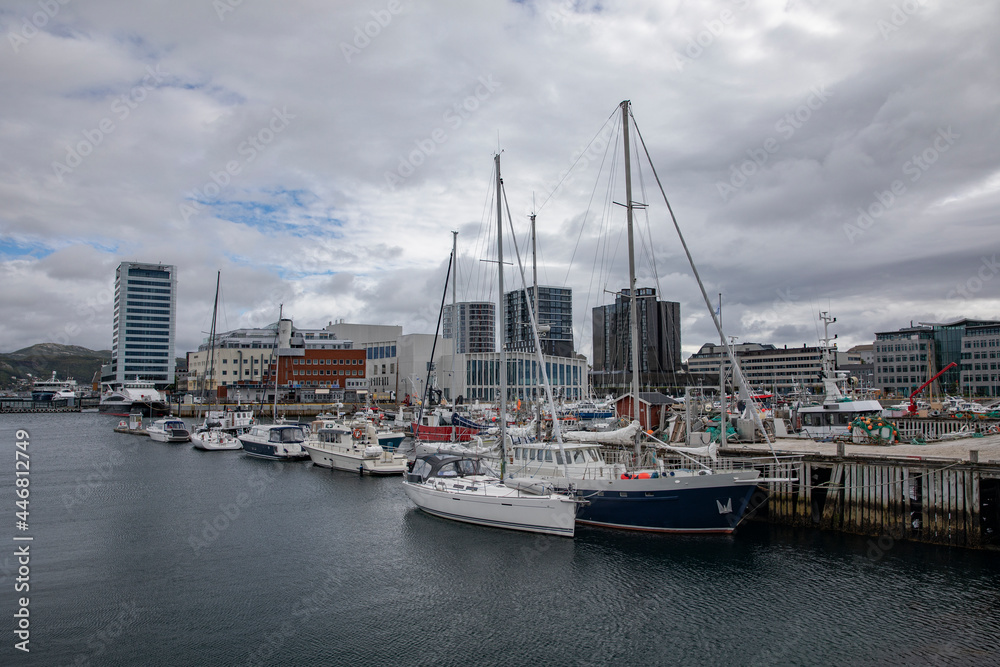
xmin=3 ymin=413 xmax=999 ymax=666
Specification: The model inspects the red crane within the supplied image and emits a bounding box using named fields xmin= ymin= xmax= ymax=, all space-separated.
xmin=908 ymin=362 xmax=957 ymax=415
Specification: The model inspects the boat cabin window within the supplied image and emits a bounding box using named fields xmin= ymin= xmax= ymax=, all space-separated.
xmin=411 ymin=459 xmax=432 ymax=480
xmin=543 ymin=450 xmax=553 ymax=462
xmin=555 ymin=452 xmax=564 ymax=465
xmin=270 ymin=427 xmax=303 ymax=443
xmin=435 ymin=462 xmax=460 ymax=477
xmin=572 ymin=450 xmax=585 ymax=464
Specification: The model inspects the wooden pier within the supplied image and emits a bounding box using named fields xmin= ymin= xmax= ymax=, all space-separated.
xmin=728 ymin=435 xmax=1000 ymax=550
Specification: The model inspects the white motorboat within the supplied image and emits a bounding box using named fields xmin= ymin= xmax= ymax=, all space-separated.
xmin=403 ymin=453 xmax=578 ymax=537
xmin=100 ymin=377 xmax=168 ymax=416
xmin=238 ymin=424 xmax=310 ymax=461
xmin=303 ymin=420 xmax=408 ymax=475
xmin=146 ymin=417 xmax=191 ymax=443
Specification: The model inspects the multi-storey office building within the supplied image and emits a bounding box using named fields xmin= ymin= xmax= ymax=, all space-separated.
xmin=443 ymin=302 xmax=495 ymax=354
xmin=591 ymin=287 xmax=681 ymax=389
xmin=504 ymin=286 xmax=574 ymax=358
xmin=685 ymin=342 xmax=825 ymax=393
xmin=110 ymin=262 xmax=176 ymax=387
xmin=961 ymin=324 xmax=1000 ymax=397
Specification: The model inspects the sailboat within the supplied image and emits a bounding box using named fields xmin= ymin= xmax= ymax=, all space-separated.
xmin=192 ymin=271 xmax=242 ymax=451
xmin=506 ymin=101 xmax=765 ymax=533
xmin=402 ymin=153 xmax=581 ymax=537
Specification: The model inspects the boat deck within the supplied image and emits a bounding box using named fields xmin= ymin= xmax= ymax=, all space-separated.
xmin=726 ymin=433 xmax=1000 ymax=464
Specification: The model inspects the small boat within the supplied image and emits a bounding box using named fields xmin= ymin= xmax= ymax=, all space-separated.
xmin=303 ymin=420 xmax=408 ymax=475
xmin=238 ymin=424 xmax=310 ymax=461
xmin=191 ymin=424 xmax=242 ymax=451
xmin=146 ymin=417 xmax=191 ymax=443
xmin=403 ymin=453 xmax=578 ymax=536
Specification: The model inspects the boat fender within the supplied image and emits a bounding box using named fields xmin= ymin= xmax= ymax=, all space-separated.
xmin=620 ymin=473 xmax=632 ymax=480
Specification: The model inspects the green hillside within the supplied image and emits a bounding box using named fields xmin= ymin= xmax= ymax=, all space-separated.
xmin=0 ymin=344 xmax=111 ymax=389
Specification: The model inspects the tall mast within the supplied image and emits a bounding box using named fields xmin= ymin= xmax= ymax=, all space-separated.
xmin=206 ymin=270 xmax=221 ymax=414
xmin=450 ymin=230 xmax=458 ymax=402
xmin=621 ymin=100 xmax=642 ymax=455
xmin=496 ymin=152 xmax=508 ymax=478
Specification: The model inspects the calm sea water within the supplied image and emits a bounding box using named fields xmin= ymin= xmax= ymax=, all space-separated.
xmin=2 ymin=412 xmax=998 ymax=666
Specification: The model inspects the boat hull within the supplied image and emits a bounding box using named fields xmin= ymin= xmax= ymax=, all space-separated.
xmin=570 ymin=473 xmax=759 ymax=534
xmin=411 ymin=423 xmax=481 ymax=442
xmin=239 ymin=439 xmax=309 ymax=461
xmin=303 ymin=443 xmax=407 ymax=475
xmin=191 ymin=431 xmax=242 ymax=451
xmin=402 ymin=481 xmax=576 ymax=537
xmin=99 ymin=401 xmax=169 ymax=418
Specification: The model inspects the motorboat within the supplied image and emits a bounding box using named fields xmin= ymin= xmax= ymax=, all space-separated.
xmin=100 ymin=377 xmax=168 ymax=416
xmin=146 ymin=417 xmax=191 ymax=443
xmin=238 ymin=424 xmax=310 ymax=461
xmin=303 ymin=420 xmax=408 ymax=475
xmin=403 ymin=453 xmax=579 ymax=537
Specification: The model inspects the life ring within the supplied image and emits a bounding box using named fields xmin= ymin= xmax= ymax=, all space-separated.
xmin=352 ymin=427 xmax=364 ymax=439
xmin=118 ymin=420 xmax=127 ymax=428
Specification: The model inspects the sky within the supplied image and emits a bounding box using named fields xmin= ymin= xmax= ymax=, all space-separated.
xmin=1 ymin=0 xmax=999 ymax=364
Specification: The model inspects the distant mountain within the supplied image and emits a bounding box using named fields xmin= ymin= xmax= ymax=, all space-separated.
xmin=0 ymin=344 xmax=111 ymax=389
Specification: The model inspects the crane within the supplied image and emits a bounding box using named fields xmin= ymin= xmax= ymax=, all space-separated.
xmin=908 ymin=362 xmax=957 ymax=415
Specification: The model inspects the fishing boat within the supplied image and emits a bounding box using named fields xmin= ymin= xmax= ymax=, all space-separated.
xmin=191 ymin=271 xmax=242 ymax=451
xmin=146 ymin=417 xmax=191 ymax=443
xmin=303 ymin=419 xmax=408 ymax=475
xmin=794 ymin=313 xmax=883 ymax=440
xmin=402 ymin=153 xmax=581 ymax=537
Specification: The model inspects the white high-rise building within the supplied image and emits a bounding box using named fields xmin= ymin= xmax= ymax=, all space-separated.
xmin=111 ymin=262 xmax=177 ymax=387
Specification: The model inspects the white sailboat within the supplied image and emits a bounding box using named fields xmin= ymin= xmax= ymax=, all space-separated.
xmin=191 ymin=271 xmax=242 ymax=451
xmin=402 ymin=153 xmax=580 ymax=537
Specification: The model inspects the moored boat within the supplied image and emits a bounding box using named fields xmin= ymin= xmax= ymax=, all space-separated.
xmin=238 ymin=424 xmax=310 ymax=460
xmin=146 ymin=417 xmax=191 ymax=443
xmin=403 ymin=453 xmax=578 ymax=536
xmin=303 ymin=420 xmax=408 ymax=475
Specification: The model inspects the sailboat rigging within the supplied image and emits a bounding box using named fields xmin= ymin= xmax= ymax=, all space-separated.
xmin=401 ymin=152 xmax=581 ymax=537
xmin=191 ymin=271 xmax=242 ymax=451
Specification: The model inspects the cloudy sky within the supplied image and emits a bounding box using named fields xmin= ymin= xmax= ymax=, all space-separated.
xmin=2 ymin=0 xmax=998 ymax=363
